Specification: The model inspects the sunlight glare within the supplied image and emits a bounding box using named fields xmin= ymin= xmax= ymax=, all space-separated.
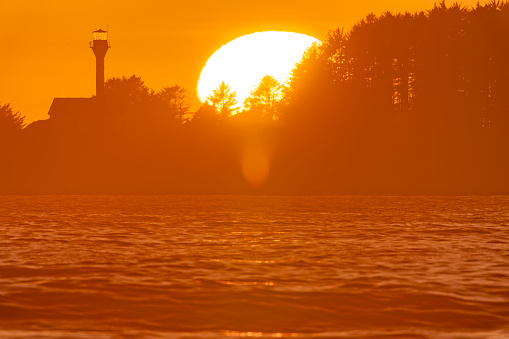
xmin=197 ymin=31 xmax=319 ymax=108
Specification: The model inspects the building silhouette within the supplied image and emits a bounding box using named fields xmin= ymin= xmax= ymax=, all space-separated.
xmin=46 ymin=29 xmax=110 ymax=125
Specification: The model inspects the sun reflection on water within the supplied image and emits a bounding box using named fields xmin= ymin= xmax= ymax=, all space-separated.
xmin=217 ymin=280 xmax=274 ymax=286
xmin=223 ymin=331 xmax=315 ymax=338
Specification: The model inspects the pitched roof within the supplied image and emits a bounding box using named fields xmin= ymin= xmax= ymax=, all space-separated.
xmin=48 ymin=98 xmax=98 ymax=121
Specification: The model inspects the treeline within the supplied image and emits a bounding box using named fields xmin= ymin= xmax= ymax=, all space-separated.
xmin=0 ymin=73 xmax=285 ymax=194
xmin=287 ymin=0 xmax=509 ymax=129
xmin=277 ymin=0 xmax=509 ymax=193
xmin=1 ymin=1 xmax=509 ymax=194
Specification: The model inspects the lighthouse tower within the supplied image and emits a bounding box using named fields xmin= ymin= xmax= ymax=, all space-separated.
xmin=47 ymin=29 xmax=112 ymax=123
xmin=90 ymin=29 xmax=110 ymax=97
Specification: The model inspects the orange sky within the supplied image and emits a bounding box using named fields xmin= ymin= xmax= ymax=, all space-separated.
xmin=2 ymin=0 xmax=482 ymax=124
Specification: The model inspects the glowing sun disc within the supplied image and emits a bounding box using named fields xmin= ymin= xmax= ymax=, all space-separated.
xmin=197 ymin=31 xmax=320 ymax=107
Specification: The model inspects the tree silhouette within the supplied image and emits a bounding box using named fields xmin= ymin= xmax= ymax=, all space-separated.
xmin=156 ymin=84 xmax=191 ymax=122
xmin=206 ymin=81 xmax=239 ymax=118
xmin=103 ymin=75 xmax=152 ymax=117
xmin=0 ymin=103 xmax=25 ymax=134
xmin=243 ymin=75 xmax=283 ymax=120
xmin=192 ymin=102 xmax=220 ymax=126
xmin=285 ymin=31 xmax=347 ymax=125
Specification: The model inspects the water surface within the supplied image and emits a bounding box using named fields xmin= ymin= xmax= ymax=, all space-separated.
xmin=1 ymin=196 xmax=508 ymax=338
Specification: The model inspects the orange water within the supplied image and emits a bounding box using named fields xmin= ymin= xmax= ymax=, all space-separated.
xmin=1 ymin=196 xmax=508 ymax=338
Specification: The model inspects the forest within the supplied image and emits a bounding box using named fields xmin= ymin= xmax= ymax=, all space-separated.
xmin=1 ymin=1 xmax=509 ymax=194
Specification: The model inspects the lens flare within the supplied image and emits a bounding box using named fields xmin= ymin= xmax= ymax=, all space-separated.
xmin=241 ymin=145 xmax=271 ymax=188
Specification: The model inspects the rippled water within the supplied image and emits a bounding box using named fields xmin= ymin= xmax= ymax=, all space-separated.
xmin=1 ymin=196 xmax=508 ymax=338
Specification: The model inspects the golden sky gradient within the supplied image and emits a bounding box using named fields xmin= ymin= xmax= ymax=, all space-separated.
xmin=2 ymin=0 xmax=481 ymax=123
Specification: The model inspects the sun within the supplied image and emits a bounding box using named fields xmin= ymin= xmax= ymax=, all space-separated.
xmin=197 ymin=31 xmax=320 ymax=108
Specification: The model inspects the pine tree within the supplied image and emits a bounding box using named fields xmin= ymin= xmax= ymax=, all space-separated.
xmin=243 ymin=75 xmax=283 ymax=120
xmin=206 ymin=81 xmax=239 ymax=118
xmin=0 ymin=103 xmax=25 ymax=135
